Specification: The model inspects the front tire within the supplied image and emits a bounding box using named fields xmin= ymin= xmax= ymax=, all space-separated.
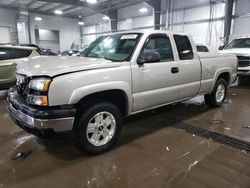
xmin=73 ymin=102 xmax=122 ymax=154
xmin=205 ymin=78 xmax=227 ymax=107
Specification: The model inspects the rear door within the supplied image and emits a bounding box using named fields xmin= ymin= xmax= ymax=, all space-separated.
xmin=0 ymin=47 xmax=17 ymax=85
xmin=131 ymin=34 xmax=180 ymax=112
xmin=173 ymin=35 xmax=201 ymax=99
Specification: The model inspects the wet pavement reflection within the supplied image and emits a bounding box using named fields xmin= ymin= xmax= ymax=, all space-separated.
xmin=0 ymin=78 xmax=250 ymax=187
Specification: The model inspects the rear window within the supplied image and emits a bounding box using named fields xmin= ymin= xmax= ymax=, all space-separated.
xmin=0 ymin=48 xmax=14 ymax=60
xmin=174 ymin=35 xmax=194 ymax=60
xmin=13 ymin=48 xmax=32 ymax=59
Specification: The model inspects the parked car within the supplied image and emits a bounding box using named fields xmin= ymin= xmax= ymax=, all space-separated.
xmin=20 ymin=44 xmax=43 ymax=55
xmin=0 ymin=44 xmax=40 ymax=90
xmin=20 ymin=44 xmax=57 ymax=56
xmin=59 ymin=50 xmax=79 ymax=56
xmin=220 ymin=36 xmax=250 ymax=77
xmin=196 ymin=44 xmax=209 ymax=52
xmin=7 ymin=30 xmax=237 ymax=154
xmin=41 ymin=48 xmax=58 ymax=56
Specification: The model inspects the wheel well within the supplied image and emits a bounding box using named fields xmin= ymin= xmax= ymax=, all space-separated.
xmin=218 ymin=72 xmax=230 ymax=85
xmin=75 ymin=89 xmax=128 ymax=117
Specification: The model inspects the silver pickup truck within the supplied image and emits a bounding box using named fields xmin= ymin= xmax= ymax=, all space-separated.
xmin=7 ymin=30 xmax=237 ymax=154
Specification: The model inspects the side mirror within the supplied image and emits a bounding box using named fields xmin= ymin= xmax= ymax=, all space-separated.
xmin=138 ymin=51 xmax=161 ymax=65
xmin=218 ymin=45 xmax=224 ymax=50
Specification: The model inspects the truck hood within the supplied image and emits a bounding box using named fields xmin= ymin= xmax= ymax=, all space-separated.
xmin=17 ymin=56 xmax=121 ymax=77
xmin=220 ymin=48 xmax=250 ymax=55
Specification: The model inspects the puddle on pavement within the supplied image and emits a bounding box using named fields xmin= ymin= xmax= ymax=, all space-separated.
xmin=165 ymin=146 xmax=170 ymax=152
xmin=12 ymin=150 xmax=32 ymax=160
xmin=15 ymin=135 xmax=35 ymax=148
xmin=208 ymin=119 xmax=224 ymax=124
xmin=186 ymin=160 xmax=199 ymax=174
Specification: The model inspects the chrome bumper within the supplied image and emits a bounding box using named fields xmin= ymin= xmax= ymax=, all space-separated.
xmin=7 ymin=90 xmax=76 ymax=134
xmin=238 ymin=71 xmax=250 ymax=76
xmin=238 ymin=67 xmax=250 ymax=76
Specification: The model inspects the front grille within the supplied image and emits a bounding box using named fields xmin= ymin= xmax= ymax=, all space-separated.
xmin=16 ymin=75 xmax=29 ymax=100
xmin=237 ymin=56 xmax=250 ymax=67
xmin=237 ymin=56 xmax=250 ymax=61
xmin=238 ymin=70 xmax=249 ymax=72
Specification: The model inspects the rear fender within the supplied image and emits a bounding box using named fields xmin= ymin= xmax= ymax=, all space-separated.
xmin=210 ymin=68 xmax=231 ymax=93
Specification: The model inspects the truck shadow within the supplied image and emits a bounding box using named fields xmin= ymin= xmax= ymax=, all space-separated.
xmin=237 ymin=76 xmax=250 ymax=88
xmin=43 ymin=97 xmax=210 ymax=160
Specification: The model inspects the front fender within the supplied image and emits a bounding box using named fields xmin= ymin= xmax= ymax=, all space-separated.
xmin=68 ymin=81 xmax=133 ymax=113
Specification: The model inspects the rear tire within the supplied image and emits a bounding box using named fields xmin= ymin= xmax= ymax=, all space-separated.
xmin=73 ymin=102 xmax=122 ymax=154
xmin=205 ymin=78 xmax=227 ymax=107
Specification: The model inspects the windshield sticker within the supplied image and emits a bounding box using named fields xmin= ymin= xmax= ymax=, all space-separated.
xmin=121 ymin=34 xmax=138 ymax=40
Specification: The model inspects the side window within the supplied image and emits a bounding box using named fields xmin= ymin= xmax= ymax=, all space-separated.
xmin=13 ymin=49 xmax=32 ymax=59
xmin=142 ymin=36 xmax=174 ymax=62
xmin=0 ymin=48 xmax=14 ymax=60
xmin=174 ymin=35 xmax=194 ymax=60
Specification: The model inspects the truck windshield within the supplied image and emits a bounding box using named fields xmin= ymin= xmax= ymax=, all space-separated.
xmin=80 ymin=33 xmax=142 ymax=62
xmin=225 ymin=38 xmax=250 ymax=49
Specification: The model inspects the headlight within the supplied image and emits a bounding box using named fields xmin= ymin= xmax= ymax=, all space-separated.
xmin=27 ymin=78 xmax=52 ymax=106
xmin=27 ymin=95 xmax=48 ymax=106
xmin=28 ymin=78 xmax=51 ymax=92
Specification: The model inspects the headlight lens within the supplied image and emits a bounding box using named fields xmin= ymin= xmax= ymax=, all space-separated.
xmin=27 ymin=95 xmax=48 ymax=106
xmin=28 ymin=78 xmax=51 ymax=92
xmin=27 ymin=78 xmax=52 ymax=106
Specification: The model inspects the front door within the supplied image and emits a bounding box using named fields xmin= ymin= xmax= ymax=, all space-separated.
xmin=131 ymin=34 xmax=180 ymax=112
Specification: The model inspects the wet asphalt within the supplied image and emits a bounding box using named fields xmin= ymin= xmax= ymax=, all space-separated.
xmin=0 ymin=77 xmax=250 ymax=188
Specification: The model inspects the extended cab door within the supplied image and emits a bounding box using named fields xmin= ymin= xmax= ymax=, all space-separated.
xmin=131 ymin=34 xmax=180 ymax=112
xmin=173 ymin=35 xmax=201 ymax=99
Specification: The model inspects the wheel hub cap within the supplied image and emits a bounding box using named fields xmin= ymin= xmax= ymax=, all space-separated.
xmin=98 ymin=126 xmax=104 ymax=131
xmin=215 ymin=83 xmax=225 ymax=103
xmin=86 ymin=112 xmax=116 ymax=147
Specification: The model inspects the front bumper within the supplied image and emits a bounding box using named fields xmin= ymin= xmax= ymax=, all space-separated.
xmin=238 ymin=67 xmax=250 ymax=76
xmin=6 ymin=89 xmax=76 ymax=136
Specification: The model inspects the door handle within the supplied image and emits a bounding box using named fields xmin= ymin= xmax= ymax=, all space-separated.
xmin=171 ymin=67 xmax=179 ymax=74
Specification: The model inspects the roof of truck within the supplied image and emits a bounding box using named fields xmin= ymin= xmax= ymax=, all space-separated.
xmin=102 ymin=30 xmax=188 ymax=36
